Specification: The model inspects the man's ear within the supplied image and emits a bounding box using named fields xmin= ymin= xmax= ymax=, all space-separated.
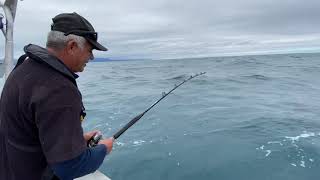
xmin=66 ymin=40 xmax=77 ymax=55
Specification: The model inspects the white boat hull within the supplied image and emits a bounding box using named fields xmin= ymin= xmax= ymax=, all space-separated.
xmin=75 ymin=171 xmax=111 ymax=180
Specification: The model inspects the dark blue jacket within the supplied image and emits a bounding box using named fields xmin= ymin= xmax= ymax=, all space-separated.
xmin=0 ymin=44 xmax=106 ymax=180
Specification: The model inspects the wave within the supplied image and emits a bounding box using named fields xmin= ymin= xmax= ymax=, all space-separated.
xmin=167 ymin=74 xmax=188 ymax=80
xmin=256 ymin=131 xmax=319 ymax=168
xmin=120 ymin=76 xmax=136 ymax=80
xmin=226 ymin=58 xmax=269 ymax=67
xmin=243 ymin=74 xmax=271 ymax=80
xmin=100 ymin=74 xmax=112 ymax=80
xmin=225 ymin=78 xmax=248 ymax=84
xmin=289 ymin=55 xmax=302 ymax=59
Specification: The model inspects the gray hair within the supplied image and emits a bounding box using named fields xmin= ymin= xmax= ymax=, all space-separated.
xmin=46 ymin=31 xmax=87 ymax=51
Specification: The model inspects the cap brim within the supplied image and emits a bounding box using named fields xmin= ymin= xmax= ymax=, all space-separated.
xmin=87 ymin=38 xmax=108 ymax=51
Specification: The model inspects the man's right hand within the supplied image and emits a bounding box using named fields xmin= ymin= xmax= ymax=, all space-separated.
xmin=98 ymin=137 xmax=114 ymax=154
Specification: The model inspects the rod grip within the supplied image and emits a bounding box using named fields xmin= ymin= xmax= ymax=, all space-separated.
xmin=113 ymin=113 xmax=144 ymax=139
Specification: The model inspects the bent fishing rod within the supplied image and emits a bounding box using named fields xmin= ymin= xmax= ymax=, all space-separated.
xmin=88 ymin=72 xmax=206 ymax=147
xmin=113 ymin=72 xmax=206 ymax=140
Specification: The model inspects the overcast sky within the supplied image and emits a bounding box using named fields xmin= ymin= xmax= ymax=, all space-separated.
xmin=1 ymin=0 xmax=320 ymax=59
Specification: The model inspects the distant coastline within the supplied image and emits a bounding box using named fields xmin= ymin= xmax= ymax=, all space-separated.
xmin=1 ymin=51 xmax=320 ymax=64
xmin=159 ymin=51 xmax=320 ymax=61
xmin=92 ymin=58 xmax=112 ymax=62
xmin=92 ymin=51 xmax=320 ymax=62
xmin=92 ymin=58 xmax=149 ymax=62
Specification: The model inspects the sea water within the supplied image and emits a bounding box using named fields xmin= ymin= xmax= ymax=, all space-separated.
xmin=3 ymin=53 xmax=320 ymax=180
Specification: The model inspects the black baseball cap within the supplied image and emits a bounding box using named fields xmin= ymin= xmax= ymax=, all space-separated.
xmin=51 ymin=12 xmax=108 ymax=51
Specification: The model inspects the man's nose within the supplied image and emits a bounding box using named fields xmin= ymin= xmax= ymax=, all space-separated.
xmin=90 ymin=52 xmax=94 ymax=60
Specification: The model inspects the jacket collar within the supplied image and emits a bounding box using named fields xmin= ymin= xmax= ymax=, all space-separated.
xmin=24 ymin=44 xmax=79 ymax=80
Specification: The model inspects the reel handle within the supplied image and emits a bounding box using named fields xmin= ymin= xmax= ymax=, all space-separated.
xmin=87 ymin=133 xmax=103 ymax=147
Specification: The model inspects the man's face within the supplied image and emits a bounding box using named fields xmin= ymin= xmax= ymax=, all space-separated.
xmin=71 ymin=41 xmax=94 ymax=72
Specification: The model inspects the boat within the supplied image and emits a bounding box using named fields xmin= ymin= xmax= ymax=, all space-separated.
xmin=75 ymin=171 xmax=111 ymax=180
xmin=0 ymin=1 xmax=111 ymax=179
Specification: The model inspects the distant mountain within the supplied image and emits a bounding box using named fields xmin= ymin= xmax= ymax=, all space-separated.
xmin=92 ymin=58 xmax=148 ymax=62
xmin=92 ymin=58 xmax=112 ymax=62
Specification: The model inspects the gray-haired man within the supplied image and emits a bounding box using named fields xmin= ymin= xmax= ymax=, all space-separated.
xmin=0 ymin=12 xmax=113 ymax=180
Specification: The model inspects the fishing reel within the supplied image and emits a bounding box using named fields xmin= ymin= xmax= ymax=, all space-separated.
xmin=87 ymin=132 xmax=103 ymax=148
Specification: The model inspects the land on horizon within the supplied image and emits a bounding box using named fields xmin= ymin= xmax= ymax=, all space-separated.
xmin=0 ymin=51 xmax=320 ymax=64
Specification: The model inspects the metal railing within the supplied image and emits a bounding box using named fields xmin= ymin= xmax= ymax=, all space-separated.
xmin=1 ymin=0 xmax=17 ymax=80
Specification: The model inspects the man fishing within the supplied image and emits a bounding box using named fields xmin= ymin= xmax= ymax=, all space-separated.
xmin=0 ymin=12 xmax=114 ymax=180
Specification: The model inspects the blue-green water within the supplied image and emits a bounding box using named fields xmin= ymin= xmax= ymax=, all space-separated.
xmin=78 ymin=53 xmax=320 ymax=180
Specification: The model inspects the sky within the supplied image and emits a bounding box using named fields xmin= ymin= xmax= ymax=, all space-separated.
xmin=1 ymin=0 xmax=320 ymax=60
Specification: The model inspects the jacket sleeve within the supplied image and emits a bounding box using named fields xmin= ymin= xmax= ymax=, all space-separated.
xmin=33 ymin=83 xmax=87 ymax=164
xmin=52 ymin=144 xmax=107 ymax=179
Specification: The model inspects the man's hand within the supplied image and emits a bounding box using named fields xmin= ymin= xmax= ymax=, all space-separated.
xmin=83 ymin=130 xmax=100 ymax=142
xmin=98 ymin=138 xmax=114 ymax=154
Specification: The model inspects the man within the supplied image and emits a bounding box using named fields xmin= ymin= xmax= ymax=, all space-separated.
xmin=0 ymin=12 xmax=114 ymax=180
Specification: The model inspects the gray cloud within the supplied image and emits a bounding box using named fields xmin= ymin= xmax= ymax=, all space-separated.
xmin=1 ymin=0 xmax=319 ymax=59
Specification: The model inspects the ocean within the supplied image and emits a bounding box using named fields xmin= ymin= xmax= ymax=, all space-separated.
xmin=77 ymin=53 xmax=320 ymax=180
xmin=2 ymin=53 xmax=320 ymax=179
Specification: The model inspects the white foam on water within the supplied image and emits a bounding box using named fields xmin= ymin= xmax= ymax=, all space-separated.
xmin=133 ymin=140 xmax=145 ymax=146
xmin=93 ymin=124 xmax=103 ymax=129
xmin=265 ymin=150 xmax=272 ymax=157
xmin=267 ymin=141 xmax=283 ymax=146
xmin=256 ymin=145 xmax=264 ymax=150
xmin=116 ymin=141 xmax=125 ymax=146
xmin=285 ymin=132 xmax=316 ymax=142
xmin=113 ymin=106 xmax=121 ymax=115
xmin=257 ymin=131 xmax=320 ymax=168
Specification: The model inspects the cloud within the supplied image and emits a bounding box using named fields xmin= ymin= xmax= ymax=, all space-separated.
xmin=0 ymin=0 xmax=319 ymax=59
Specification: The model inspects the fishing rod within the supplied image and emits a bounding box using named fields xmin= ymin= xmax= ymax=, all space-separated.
xmin=113 ymin=72 xmax=206 ymax=139
xmin=88 ymin=72 xmax=206 ymax=147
